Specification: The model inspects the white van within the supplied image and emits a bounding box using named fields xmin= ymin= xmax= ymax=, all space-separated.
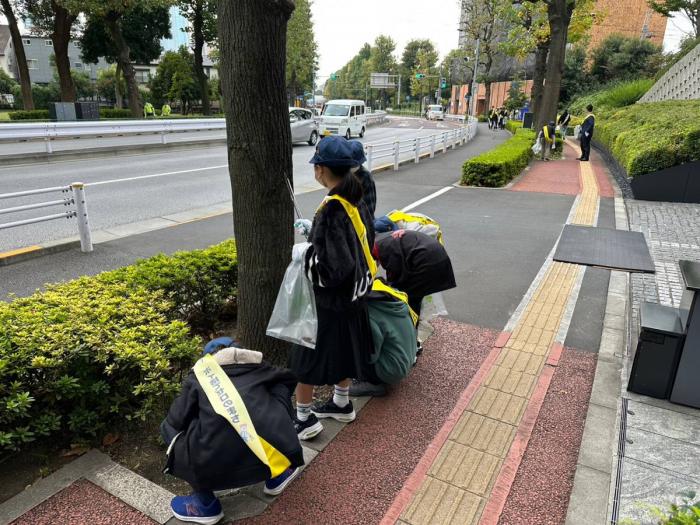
xmin=426 ymin=104 xmax=444 ymax=121
xmin=319 ymin=99 xmax=367 ymax=139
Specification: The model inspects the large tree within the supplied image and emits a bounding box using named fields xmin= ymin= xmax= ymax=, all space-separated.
xmin=148 ymin=47 xmax=201 ymax=111
xmin=79 ymin=2 xmax=171 ymax=114
xmin=400 ymin=39 xmax=436 ymax=101
xmin=218 ymin=0 xmax=294 ymax=360
xmin=286 ymin=0 xmax=317 ymax=104
xmin=368 ymin=35 xmax=397 ymax=107
xmin=649 ymin=0 xmax=700 ymax=38
xmin=323 ymin=43 xmax=371 ymax=100
xmin=0 ymin=0 xmax=34 ymax=109
xmin=589 ymin=34 xmax=663 ymax=84
xmin=178 ymin=0 xmax=217 ymax=114
xmin=23 ymin=0 xmax=79 ymax=102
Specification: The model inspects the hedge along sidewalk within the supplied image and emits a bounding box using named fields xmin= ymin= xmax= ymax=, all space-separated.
xmin=461 ymin=128 xmax=537 ymax=187
xmin=0 ymin=240 xmax=237 ymax=454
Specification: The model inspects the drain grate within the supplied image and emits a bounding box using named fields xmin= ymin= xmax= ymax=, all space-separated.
xmin=610 ymin=397 xmax=629 ymax=524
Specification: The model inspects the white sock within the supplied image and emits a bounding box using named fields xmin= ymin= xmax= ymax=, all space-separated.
xmin=296 ymin=402 xmax=311 ymax=422
xmin=333 ymin=385 xmax=349 ymax=408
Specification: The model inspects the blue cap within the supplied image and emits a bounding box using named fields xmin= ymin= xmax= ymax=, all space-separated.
xmin=349 ymin=140 xmax=366 ymax=164
xmin=309 ymin=136 xmax=356 ymax=167
xmin=203 ymin=336 xmax=238 ymax=355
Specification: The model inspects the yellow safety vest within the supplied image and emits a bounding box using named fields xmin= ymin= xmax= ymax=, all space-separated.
xmin=386 ymin=210 xmax=444 ymax=245
xmin=318 ymin=195 xmax=378 ymax=277
xmin=371 ymin=280 xmax=419 ymax=325
xmin=543 ymin=125 xmax=553 ymax=143
xmin=193 ymin=354 xmax=291 ymax=477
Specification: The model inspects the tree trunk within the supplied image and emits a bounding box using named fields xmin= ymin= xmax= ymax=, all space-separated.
xmin=481 ymin=55 xmax=493 ymax=116
xmin=218 ymin=0 xmax=294 ymax=362
xmin=105 ymin=15 xmax=141 ymax=118
xmin=537 ymin=1 xmax=572 ymax=130
xmin=1 ymin=0 xmax=33 ymax=109
xmin=115 ymin=62 xmax=123 ymax=109
xmin=51 ymin=1 xmax=77 ymax=102
xmin=530 ymin=41 xmax=548 ymax=118
xmin=192 ymin=1 xmax=210 ymax=115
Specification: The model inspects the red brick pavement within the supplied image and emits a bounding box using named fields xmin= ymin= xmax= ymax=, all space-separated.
xmin=509 ymin=143 xmax=582 ymax=196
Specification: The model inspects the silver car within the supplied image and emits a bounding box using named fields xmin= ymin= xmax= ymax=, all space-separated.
xmin=289 ymin=108 xmax=319 ymax=146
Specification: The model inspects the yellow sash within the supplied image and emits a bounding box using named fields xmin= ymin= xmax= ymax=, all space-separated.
xmin=193 ymin=354 xmax=291 ymax=477
xmin=543 ymin=125 xmax=553 ymax=143
xmin=319 ymin=195 xmax=378 ymax=277
xmin=386 ymin=210 xmax=444 ymax=245
xmin=371 ymin=280 xmax=419 ymax=325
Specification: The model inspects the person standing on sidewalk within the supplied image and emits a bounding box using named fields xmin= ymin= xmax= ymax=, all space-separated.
xmin=289 ymin=136 xmax=375 ymax=440
xmin=349 ymin=140 xmax=376 ymax=220
xmin=557 ymin=109 xmax=571 ymax=139
xmin=578 ymin=104 xmax=595 ymax=161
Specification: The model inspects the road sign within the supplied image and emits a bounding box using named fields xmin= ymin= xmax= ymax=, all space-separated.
xmin=370 ymin=73 xmax=398 ymax=89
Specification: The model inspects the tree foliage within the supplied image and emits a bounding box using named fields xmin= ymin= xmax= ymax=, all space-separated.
xmin=589 ymin=34 xmax=663 ymax=84
xmin=0 ymin=68 xmax=17 ymax=94
xmin=400 ymin=39 xmax=437 ymax=100
xmin=96 ymin=65 xmax=127 ymax=103
xmin=559 ymin=44 xmax=592 ymax=106
xmin=504 ymin=79 xmax=528 ymax=111
xmin=648 ymin=0 xmax=700 ymax=37
xmin=286 ymin=0 xmax=317 ymax=101
xmin=148 ymin=46 xmax=201 ymax=111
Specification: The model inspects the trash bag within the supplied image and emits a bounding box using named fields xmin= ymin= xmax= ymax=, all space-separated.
xmin=266 ymin=243 xmax=317 ymax=349
xmin=531 ymin=140 xmax=542 ymax=156
xmin=417 ymin=292 xmax=449 ymax=336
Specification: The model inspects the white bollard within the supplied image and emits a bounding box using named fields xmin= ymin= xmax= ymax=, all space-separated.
xmin=430 ymin=135 xmax=436 ymax=158
xmin=414 ymin=137 xmax=421 ymax=163
xmin=393 ymin=140 xmax=400 ymax=171
xmin=44 ymin=137 xmax=53 ymax=154
xmin=160 ymin=130 xmax=167 ymax=144
xmin=443 ymin=132 xmax=448 ymax=153
xmin=71 ymin=182 xmax=93 ymax=253
xmin=366 ymin=144 xmax=374 ymax=172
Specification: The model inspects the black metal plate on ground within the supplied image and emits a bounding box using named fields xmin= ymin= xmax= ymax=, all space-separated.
xmin=554 ymin=225 xmax=655 ymax=273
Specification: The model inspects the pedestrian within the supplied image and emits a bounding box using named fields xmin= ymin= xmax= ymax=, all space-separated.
xmin=537 ymin=121 xmax=556 ymax=161
xmin=143 ymin=101 xmax=155 ymax=119
xmin=498 ymin=107 xmax=507 ymax=130
xmin=162 ymin=345 xmax=305 ymax=524
xmin=289 ymin=135 xmax=375 ymax=440
xmin=488 ymin=107 xmax=497 ymax=130
xmin=578 ymin=104 xmax=595 ymax=161
xmin=557 ymin=109 xmax=571 ymax=140
xmin=349 ymin=140 xmax=376 ymax=219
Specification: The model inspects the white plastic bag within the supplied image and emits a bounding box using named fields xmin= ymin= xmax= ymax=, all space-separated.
xmin=417 ymin=293 xmax=449 ymax=337
xmin=531 ymin=141 xmax=542 ymax=155
xmin=266 ymin=243 xmax=317 ymax=349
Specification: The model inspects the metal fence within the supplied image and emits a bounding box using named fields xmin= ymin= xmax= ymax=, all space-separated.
xmin=0 ymin=183 xmax=92 ymax=252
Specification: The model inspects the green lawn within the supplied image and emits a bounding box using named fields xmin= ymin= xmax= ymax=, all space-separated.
xmin=0 ymin=111 xmax=10 ymax=121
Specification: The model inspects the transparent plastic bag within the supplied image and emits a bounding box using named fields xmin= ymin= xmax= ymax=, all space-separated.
xmin=531 ymin=141 xmax=542 ymax=155
xmin=266 ymin=243 xmax=317 ymax=349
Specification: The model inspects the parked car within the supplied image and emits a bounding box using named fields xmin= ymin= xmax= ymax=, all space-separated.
xmin=318 ymin=99 xmax=367 ymax=139
xmin=289 ymin=108 xmax=319 ymax=146
xmin=426 ymin=104 xmax=444 ymax=121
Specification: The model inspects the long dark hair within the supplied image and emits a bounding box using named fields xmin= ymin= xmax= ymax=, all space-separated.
xmin=327 ymin=164 xmax=363 ymax=205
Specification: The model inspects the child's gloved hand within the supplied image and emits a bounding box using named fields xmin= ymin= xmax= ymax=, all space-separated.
xmin=294 ymin=219 xmax=312 ymax=237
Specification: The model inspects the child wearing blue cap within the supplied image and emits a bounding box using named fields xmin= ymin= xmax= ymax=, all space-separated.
xmin=349 ymin=140 xmax=376 ymax=219
xmin=289 ymin=136 xmax=375 ymax=439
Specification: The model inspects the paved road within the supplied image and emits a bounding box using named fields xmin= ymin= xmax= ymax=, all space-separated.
xmin=0 ymin=118 xmax=462 ymax=252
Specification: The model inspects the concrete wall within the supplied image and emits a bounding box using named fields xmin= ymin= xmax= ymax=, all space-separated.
xmin=639 ymin=43 xmax=700 ymax=102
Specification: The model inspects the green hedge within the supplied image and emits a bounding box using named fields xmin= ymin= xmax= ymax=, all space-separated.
xmin=461 ymin=129 xmax=536 ymax=187
xmin=0 ymin=240 xmax=237 ymax=452
xmin=8 ymin=109 xmax=50 ymax=121
xmin=99 ymin=108 xmax=133 ymax=119
xmin=505 ymin=120 xmax=523 ymax=134
xmin=595 ymin=100 xmax=700 ymax=177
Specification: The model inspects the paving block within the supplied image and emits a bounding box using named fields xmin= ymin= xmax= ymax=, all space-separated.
xmin=401 ymin=476 xmax=483 ymax=525
xmin=219 ymin=492 xmax=268 ymax=522
xmin=429 ymin=440 xmax=500 ymax=495
xmin=450 ymin=412 xmax=516 ymax=458
xmin=302 ymin=418 xmax=345 ymax=453
xmin=577 ymin=404 xmax=617 ymax=474
xmin=588 ymin=359 xmax=622 ymax=410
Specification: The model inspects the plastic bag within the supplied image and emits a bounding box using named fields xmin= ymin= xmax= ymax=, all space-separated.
xmin=266 ymin=243 xmax=317 ymax=349
xmin=574 ymin=125 xmax=581 ymax=139
xmin=417 ymin=293 xmax=449 ymax=337
xmin=531 ymin=141 xmax=542 ymax=155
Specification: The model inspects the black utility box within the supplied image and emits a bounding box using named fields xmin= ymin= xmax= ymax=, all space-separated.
xmin=522 ymin=112 xmax=534 ymax=129
xmin=75 ymin=102 xmax=100 ymax=120
xmin=628 ymin=302 xmax=685 ymax=399
xmin=48 ymin=102 xmax=77 ymax=121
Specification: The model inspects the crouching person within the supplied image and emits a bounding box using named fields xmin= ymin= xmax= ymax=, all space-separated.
xmin=161 ymin=346 xmax=305 ymax=524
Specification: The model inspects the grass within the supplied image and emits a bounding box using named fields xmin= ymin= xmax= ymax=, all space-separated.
xmin=569 ymin=78 xmax=654 ymax=115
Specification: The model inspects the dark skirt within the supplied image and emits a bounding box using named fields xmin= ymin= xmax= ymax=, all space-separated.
xmin=289 ymin=300 xmax=373 ymax=386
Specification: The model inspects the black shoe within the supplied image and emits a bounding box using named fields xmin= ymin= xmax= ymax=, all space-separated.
xmin=294 ymin=414 xmax=323 ymax=440
xmin=416 ymin=341 xmax=424 ymax=356
xmin=311 ymin=398 xmax=356 ymax=423
xmin=349 ymin=379 xmax=387 ymax=397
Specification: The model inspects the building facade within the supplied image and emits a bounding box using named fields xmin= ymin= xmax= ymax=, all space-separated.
xmin=161 ymin=6 xmax=189 ymax=52
xmin=588 ymin=0 xmax=668 ymax=51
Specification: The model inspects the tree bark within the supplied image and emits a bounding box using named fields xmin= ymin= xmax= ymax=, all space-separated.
xmin=218 ymin=0 xmax=294 ymax=363
xmin=114 ymin=62 xmax=123 ymax=109
xmin=51 ymin=0 xmax=77 ymax=102
xmin=105 ymin=15 xmax=141 ymax=118
xmin=1 ymin=0 xmax=33 ymax=109
xmin=537 ymin=0 xmax=573 ymax=130
xmin=530 ymin=41 xmax=548 ymax=118
xmin=192 ymin=1 xmax=210 ymax=115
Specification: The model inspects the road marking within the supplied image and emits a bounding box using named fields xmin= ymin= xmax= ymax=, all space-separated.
xmin=0 ymin=245 xmax=41 ymax=259
xmin=401 ymin=186 xmax=453 ymax=212
xmin=85 ymin=165 xmax=229 ymax=187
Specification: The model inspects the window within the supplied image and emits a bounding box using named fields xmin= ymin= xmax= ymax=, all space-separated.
xmin=74 ymin=62 xmax=83 ymax=69
xmin=22 ymin=38 xmax=31 ymax=46
xmin=45 ymin=40 xmax=52 ymax=46
xmin=134 ymin=70 xmax=150 ymax=83
xmin=27 ymin=59 xmax=38 ymax=70
xmin=350 ymin=106 xmax=356 ymax=117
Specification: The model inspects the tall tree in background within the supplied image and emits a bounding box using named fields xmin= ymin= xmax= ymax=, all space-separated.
xmin=179 ymin=0 xmax=217 ymax=114
xmin=218 ymin=0 xmax=294 ymax=359
xmin=286 ymin=0 xmax=317 ymax=104
xmin=323 ymin=43 xmax=371 ymax=100
xmin=368 ymin=35 xmax=397 ymax=107
xmin=24 ymin=0 xmax=79 ymax=102
xmin=0 ymin=0 xmax=34 ymax=109
xmin=648 ymin=0 xmax=700 ymax=37
xmin=401 ymin=39 xmax=436 ymax=101
xmin=80 ymin=4 xmax=171 ymax=110
xmin=410 ymin=46 xmax=438 ymax=105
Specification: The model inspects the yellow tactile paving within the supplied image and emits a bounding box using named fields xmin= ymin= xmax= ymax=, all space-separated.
xmin=399 ymin=148 xmax=601 ymax=525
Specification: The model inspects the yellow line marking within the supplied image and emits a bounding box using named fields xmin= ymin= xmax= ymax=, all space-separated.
xmin=0 ymin=245 xmax=41 ymax=259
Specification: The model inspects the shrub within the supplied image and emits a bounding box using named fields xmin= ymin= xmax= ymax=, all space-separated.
xmin=477 ymin=114 xmax=489 ymax=123
xmin=0 ymin=240 xmax=238 ymax=452
xmin=505 ymin=120 xmax=523 ymax=134
xmin=99 ymin=108 xmax=133 ymax=119
xmin=595 ymin=100 xmax=700 ymax=177
xmin=569 ymin=78 xmax=653 ymax=115
xmin=8 ymin=109 xmax=50 ymax=121
xmin=462 ymin=129 xmax=536 ymax=187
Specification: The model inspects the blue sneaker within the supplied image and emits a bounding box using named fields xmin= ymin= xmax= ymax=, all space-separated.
xmin=170 ymin=493 xmax=224 ymax=524
xmin=263 ymin=466 xmax=302 ymax=496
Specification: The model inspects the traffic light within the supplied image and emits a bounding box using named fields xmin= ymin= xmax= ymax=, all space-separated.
xmin=330 ymin=73 xmax=337 ymax=81
xmin=440 ymin=78 xmax=447 ymax=89
xmin=415 ymin=73 xmax=425 ymax=79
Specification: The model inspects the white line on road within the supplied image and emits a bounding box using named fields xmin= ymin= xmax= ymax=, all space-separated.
xmin=401 ymin=186 xmax=453 ymax=212
xmin=86 ymin=165 xmax=229 ymax=187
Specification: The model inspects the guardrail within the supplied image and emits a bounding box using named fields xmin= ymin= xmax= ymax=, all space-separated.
xmin=0 ymin=183 xmax=93 ymax=252
xmin=0 ymin=111 xmax=389 ymax=154
xmin=365 ymin=116 xmax=477 ymax=172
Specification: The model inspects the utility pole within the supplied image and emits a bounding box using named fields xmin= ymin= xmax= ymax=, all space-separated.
xmin=397 ymin=74 xmax=401 ymax=108
xmin=469 ymin=38 xmax=480 ymax=118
